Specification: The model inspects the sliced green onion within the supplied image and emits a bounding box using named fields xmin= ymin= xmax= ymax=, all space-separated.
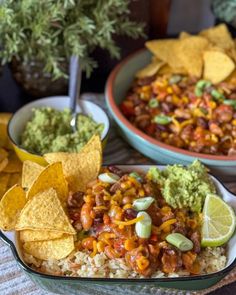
xmin=98 ymin=173 xmax=120 ymax=184
xmin=166 ymin=233 xmax=193 ymax=251
xmin=195 ymin=87 xmax=203 ymax=97
xmin=154 ymin=114 xmax=172 ymax=125
xmin=199 ymin=107 xmax=208 ymax=115
xmin=135 ymin=211 xmax=152 ymax=239
xmin=148 ymin=98 xmax=159 ymax=108
xmin=129 ymin=172 xmax=143 ymax=182
xmin=196 ymin=80 xmax=212 ymax=89
xmin=211 ymin=89 xmax=225 ymax=101
xmin=133 ymin=196 xmax=155 ymax=211
xmin=169 ymin=74 xmax=182 ymax=85
xmin=223 ymin=99 xmax=236 ymax=109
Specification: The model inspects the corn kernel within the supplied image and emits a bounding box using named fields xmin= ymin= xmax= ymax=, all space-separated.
xmin=138 ymin=189 xmax=145 ymax=197
xmin=123 ymin=203 xmax=133 ymax=210
xmin=182 ymin=96 xmax=189 ymax=104
xmin=161 ymin=132 xmax=168 ymax=139
xmin=211 ymin=134 xmax=218 ymax=143
xmin=232 ymin=119 xmax=236 ymax=126
xmin=137 ymin=256 xmax=150 ymax=270
xmin=161 ymin=206 xmax=172 ymax=214
xmin=209 ymin=101 xmax=216 ymax=109
xmin=124 ymin=239 xmax=136 ymax=251
xmin=167 ymin=87 xmax=173 ymax=94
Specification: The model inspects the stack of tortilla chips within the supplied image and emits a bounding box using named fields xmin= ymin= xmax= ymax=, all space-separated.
xmin=0 ymin=135 xmax=102 ymax=261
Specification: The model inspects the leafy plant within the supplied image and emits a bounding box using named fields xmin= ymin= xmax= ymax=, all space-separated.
xmin=0 ymin=0 xmax=145 ymax=79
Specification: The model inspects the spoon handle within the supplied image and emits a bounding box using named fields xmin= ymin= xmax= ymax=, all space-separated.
xmin=69 ymin=55 xmax=82 ymax=113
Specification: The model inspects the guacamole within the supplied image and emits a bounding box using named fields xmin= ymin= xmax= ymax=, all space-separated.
xmin=147 ymin=160 xmax=215 ymax=212
xmin=20 ymin=107 xmax=104 ymax=154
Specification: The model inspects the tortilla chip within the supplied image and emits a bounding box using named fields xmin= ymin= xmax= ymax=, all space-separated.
xmin=20 ymin=229 xmax=64 ymax=242
xmin=175 ymin=36 xmax=209 ymax=77
xmin=22 ymin=235 xmax=74 ymax=260
xmin=158 ymin=64 xmax=187 ymax=75
xmin=0 ymin=148 xmax=8 ymax=162
xmin=8 ymin=173 xmax=21 ymax=188
xmin=3 ymin=152 xmax=22 ymax=173
xmin=203 ymin=50 xmax=235 ymax=84
xmin=0 ymin=158 xmax=8 ymax=173
xmin=26 ymin=162 xmax=68 ymax=202
xmin=145 ymin=39 xmax=183 ymax=69
xmin=200 ymin=24 xmax=234 ymax=50
xmin=0 ymin=124 xmax=8 ymax=148
xmin=16 ymin=188 xmax=75 ymax=234
xmin=80 ymin=134 xmax=102 ymax=155
xmin=179 ymin=31 xmax=191 ymax=39
xmin=0 ymin=113 xmax=12 ymax=125
xmin=22 ymin=160 xmax=44 ymax=189
xmin=136 ymin=60 xmax=165 ymax=78
xmin=44 ymin=151 xmax=101 ymax=192
xmin=0 ymin=184 xmax=26 ymax=230
xmin=0 ymin=173 xmax=10 ymax=199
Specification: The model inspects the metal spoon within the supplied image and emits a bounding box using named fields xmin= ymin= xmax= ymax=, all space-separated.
xmin=69 ymin=55 xmax=82 ymax=132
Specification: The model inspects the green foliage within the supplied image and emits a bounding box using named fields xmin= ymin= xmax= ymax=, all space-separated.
xmin=0 ymin=0 xmax=145 ymax=79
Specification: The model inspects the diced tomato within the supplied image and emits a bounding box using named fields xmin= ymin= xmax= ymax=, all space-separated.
xmin=150 ymin=234 xmax=158 ymax=242
xmin=146 ymin=123 xmax=156 ymax=135
xmin=120 ymin=101 xmax=135 ymax=117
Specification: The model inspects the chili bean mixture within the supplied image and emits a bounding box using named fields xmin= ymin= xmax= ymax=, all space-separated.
xmin=120 ymin=74 xmax=236 ymax=155
xmin=68 ymin=166 xmax=202 ymax=277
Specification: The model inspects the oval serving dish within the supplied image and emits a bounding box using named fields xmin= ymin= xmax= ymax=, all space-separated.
xmin=1 ymin=165 xmax=236 ymax=294
xmin=105 ymin=49 xmax=236 ymax=179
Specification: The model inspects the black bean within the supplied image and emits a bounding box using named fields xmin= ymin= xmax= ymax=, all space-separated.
xmin=124 ymin=208 xmax=137 ymax=220
xmin=107 ymin=166 xmax=124 ymax=177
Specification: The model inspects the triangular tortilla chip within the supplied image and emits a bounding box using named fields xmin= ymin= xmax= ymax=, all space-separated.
xmin=80 ymin=134 xmax=102 ymax=155
xmin=175 ymin=36 xmax=209 ymax=77
xmin=0 ymin=184 xmax=26 ymax=230
xmin=20 ymin=229 xmax=64 ymax=242
xmin=136 ymin=59 xmax=165 ymax=78
xmin=203 ymin=50 xmax=235 ymax=84
xmin=44 ymin=150 xmax=101 ymax=192
xmin=16 ymin=188 xmax=75 ymax=234
xmin=23 ymin=235 xmax=74 ymax=260
xmin=22 ymin=160 xmax=44 ymax=189
xmin=3 ymin=152 xmax=22 ymax=173
xmin=27 ymin=162 xmax=68 ymax=202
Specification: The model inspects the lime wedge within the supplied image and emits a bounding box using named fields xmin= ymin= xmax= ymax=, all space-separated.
xmin=201 ymin=194 xmax=236 ymax=247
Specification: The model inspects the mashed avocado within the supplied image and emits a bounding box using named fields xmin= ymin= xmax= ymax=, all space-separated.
xmin=20 ymin=107 xmax=104 ymax=154
xmin=147 ymin=160 xmax=215 ymax=212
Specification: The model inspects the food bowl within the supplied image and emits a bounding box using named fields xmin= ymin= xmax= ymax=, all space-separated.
xmin=8 ymin=96 xmax=110 ymax=165
xmin=105 ymin=49 xmax=236 ymax=179
xmin=1 ymin=165 xmax=236 ymax=294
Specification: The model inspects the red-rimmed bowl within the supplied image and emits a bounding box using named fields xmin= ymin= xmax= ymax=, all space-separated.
xmin=105 ymin=49 xmax=236 ymax=179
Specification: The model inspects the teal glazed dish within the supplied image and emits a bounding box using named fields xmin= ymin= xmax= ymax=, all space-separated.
xmin=1 ymin=165 xmax=236 ymax=295
xmin=105 ymin=49 xmax=236 ymax=179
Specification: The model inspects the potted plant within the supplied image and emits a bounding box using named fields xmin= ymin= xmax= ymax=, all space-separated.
xmin=0 ymin=0 xmax=144 ymax=97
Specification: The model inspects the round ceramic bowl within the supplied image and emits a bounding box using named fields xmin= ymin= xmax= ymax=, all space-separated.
xmin=105 ymin=49 xmax=236 ymax=179
xmin=8 ymin=96 xmax=110 ymax=166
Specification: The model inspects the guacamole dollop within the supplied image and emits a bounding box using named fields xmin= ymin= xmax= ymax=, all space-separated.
xmin=20 ymin=107 xmax=104 ymax=154
xmin=147 ymin=160 xmax=216 ymax=212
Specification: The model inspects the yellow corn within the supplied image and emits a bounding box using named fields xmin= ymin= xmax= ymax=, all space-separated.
xmin=93 ymin=206 xmax=108 ymax=210
xmin=167 ymin=86 xmax=173 ymax=94
xmin=210 ymin=134 xmax=219 ymax=143
xmin=182 ymin=96 xmax=189 ymax=104
xmin=123 ymin=203 xmax=133 ymax=210
xmin=137 ymin=256 xmax=150 ymax=270
xmin=124 ymin=239 xmax=136 ymax=251
xmin=84 ymin=195 xmax=94 ymax=203
xmin=138 ymin=188 xmax=145 ymax=197
xmin=161 ymin=132 xmax=169 ymax=139
xmin=163 ymin=225 xmax=171 ymax=233
xmin=161 ymin=206 xmax=172 ymax=214
xmin=232 ymin=119 xmax=236 ymax=126
xmin=180 ymin=119 xmax=193 ymax=129
xmin=176 ymin=211 xmax=186 ymax=222
xmin=113 ymin=215 xmax=144 ymax=226
xmin=209 ymin=101 xmax=216 ymax=109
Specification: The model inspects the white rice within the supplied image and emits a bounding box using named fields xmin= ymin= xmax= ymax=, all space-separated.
xmin=23 ymin=246 xmax=227 ymax=278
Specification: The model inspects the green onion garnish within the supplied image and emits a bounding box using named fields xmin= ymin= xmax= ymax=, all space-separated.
xmin=223 ymin=99 xmax=236 ymax=109
xmin=133 ymin=196 xmax=155 ymax=211
xmin=166 ymin=233 xmax=193 ymax=251
xmin=135 ymin=211 xmax=152 ymax=239
xmin=196 ymin=80 xmax=212 ymax=89
xmin=169 ymin=74 xmax=182 ymax=85
xmin=129 ymin=172 xmax=143 ymax=182
xmin=154 ymin=114 xmax=172 ymax=125
xmin=211 ymin=89 xmax=225 ymax=101
xmin=148 ymin=98 xmax=159 ymax=108
xmin=195 ymin=88 xmax=203 ymax=97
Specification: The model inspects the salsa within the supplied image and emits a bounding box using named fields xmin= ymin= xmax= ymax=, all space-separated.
xmin=20 ymin=107 xmax=104 ymax=154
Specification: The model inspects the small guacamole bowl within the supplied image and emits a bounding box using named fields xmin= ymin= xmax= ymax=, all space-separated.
xmin=8 ymin=96 xmax=110 ymax=165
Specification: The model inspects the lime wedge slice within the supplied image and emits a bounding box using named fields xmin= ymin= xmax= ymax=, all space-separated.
xmin=201 ymin=194 xmax=236 ymax=247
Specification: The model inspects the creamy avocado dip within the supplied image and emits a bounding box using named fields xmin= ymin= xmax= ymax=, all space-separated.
xmin=147 ymin=160 xmax=215 ymax=212
xmin=20 ymin=107 xmax=104 ymax=154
